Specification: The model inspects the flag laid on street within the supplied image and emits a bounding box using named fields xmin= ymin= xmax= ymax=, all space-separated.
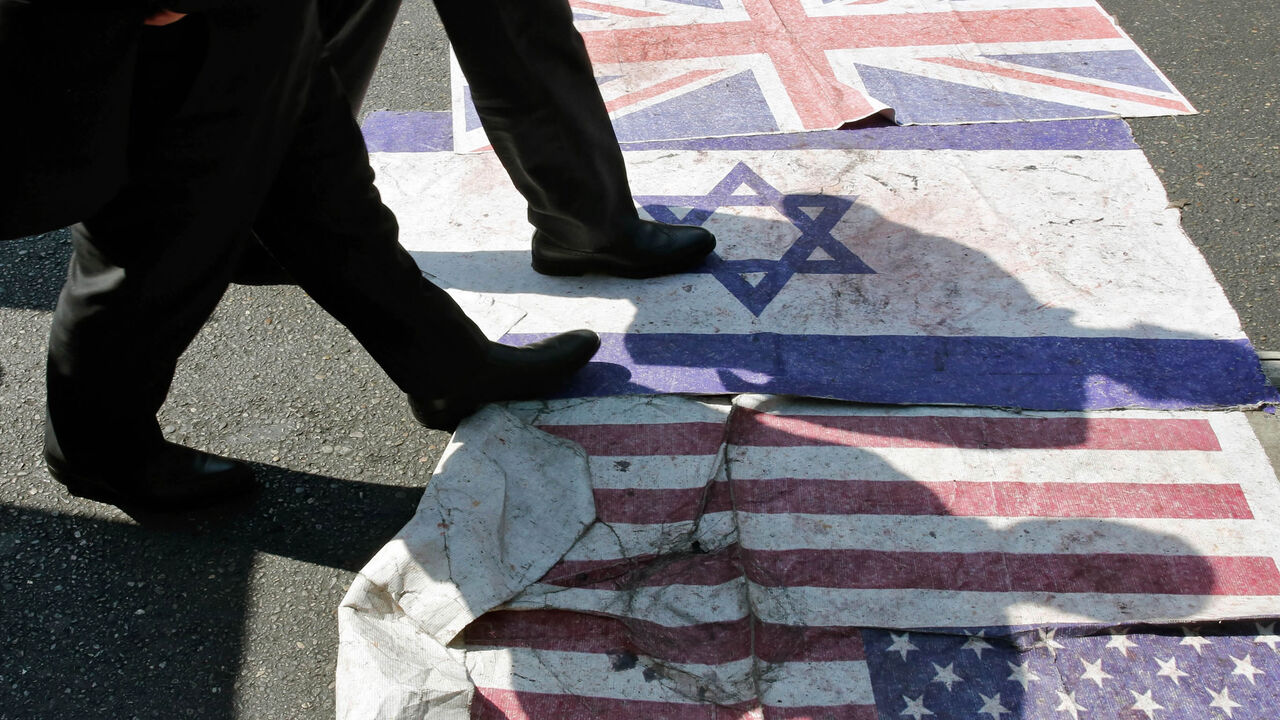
xmin=338 ymin=396 xmax=1280 ymax=719
xmin=451 ymin=0 xmax=1195 ymax=150
xmin=363 ymin=117 xmax=1276 ymax=411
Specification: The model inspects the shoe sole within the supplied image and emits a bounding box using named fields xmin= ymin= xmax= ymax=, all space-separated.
xmin=54 ymin=472 xmax=131 ymax=507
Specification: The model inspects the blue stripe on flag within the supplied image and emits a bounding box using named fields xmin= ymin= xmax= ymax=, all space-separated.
xmin=499 ymin=333 xmax=1277 ymax=411
xmin=362 ymin=112 xmax=1140 ymax=153
xmin=362 ymin=111 xmax=454 ymax=153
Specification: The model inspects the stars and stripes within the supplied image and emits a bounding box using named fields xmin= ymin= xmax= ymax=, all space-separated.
xmin=448 ymin=396 xmax=1280 ymax=718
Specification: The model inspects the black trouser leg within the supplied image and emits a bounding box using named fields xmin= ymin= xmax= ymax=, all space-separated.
xmin=230 ymin=0 xmax=403 ymax=285
xmin=317 ymin=0 xmax=402 ymax=111
xmin=44 ymin=219 xmax=245 ymax=475
xmin=260 ymin=0 xmax=634 ymax=270
xmin=253 ymin=63 xmax=489 ymax=399
xmin=45 ymin=8 xmax=321 ymax=476
xmin=434 ymin=0 xmax=637 ymax=249
xmin=327 ymin=0 xmax=638 ymax=247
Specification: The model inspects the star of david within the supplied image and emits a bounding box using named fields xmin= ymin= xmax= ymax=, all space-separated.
xmin=634 ymin=162 xmax=873 ymax=316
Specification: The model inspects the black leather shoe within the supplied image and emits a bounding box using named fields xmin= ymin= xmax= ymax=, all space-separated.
xmin=47 ymin=442 xmax=257 ymax=513
xmin=408 ymin=329 xmax=601 ymax=432
xmin=531 ymin=219 xmax=715 ymax=278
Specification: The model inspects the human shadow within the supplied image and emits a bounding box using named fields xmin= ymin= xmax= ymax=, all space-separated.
xmin=0 ymin=464 xmax=425 ymax=719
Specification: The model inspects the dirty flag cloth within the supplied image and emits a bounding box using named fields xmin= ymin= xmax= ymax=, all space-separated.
xmin=451 ymin=0 xmax=1195 ymax=150
xmin=362 ymin=117 xmax=1276 ymax=411
xmin=337 ymin=395 xmax=1280 ymax=719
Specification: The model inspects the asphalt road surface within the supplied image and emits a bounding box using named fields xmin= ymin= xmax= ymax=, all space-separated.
xmin=1 ymin=1 xmax=1275 ymax=718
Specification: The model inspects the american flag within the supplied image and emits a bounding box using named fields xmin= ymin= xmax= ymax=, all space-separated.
xmin=451 ymin=0 xmax=1194 ymax=150
xmin=467 ymin=618 xmax=1280 ymax=718
xmin=456 ymin=396 xmax=1280 ymax=718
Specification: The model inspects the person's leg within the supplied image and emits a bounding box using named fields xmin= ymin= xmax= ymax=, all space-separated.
xmin=317 ymin=0 xmax=402 ymax=111
xmin=233 ymin=0 xmax=713 ymax=283
xmin=253 ymin=61 xmax=599 ymax=431
xmin=432 ymin=0 xmax=711 ymax=276
xmin=44 ymin=216 xmax=254 ymax=509
xmin=45 ymin=7 xmax=322 ymax=509
xmin=435 ymin=0 xmax=632 ymax=247
xmin=253 ymin=60 xmax=490 ymax=401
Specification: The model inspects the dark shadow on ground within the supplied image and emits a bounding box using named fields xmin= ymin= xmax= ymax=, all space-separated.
xmin=0 ymin=230 xmax=72 ymax=313
xmin=0 ymin=464 xmax=424 ymax=719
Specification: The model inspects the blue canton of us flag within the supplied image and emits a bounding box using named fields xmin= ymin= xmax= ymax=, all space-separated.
xmin=862 ymin=622 xmax=1280 ymax=719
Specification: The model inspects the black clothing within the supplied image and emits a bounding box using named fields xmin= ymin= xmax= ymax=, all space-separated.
xmin=4 ymin=0 xmax=624 ymax=478
xmin=0 ymin=3 xmax=142 ymax=238
xmin=40 ymin=6 xmax=487 ymax=474
xmin=323 ymin=0 xmax=639 ymax=249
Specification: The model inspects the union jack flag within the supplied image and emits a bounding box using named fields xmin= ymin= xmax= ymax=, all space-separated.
xmin=451 ymin=0 xmax=1194 ymax=150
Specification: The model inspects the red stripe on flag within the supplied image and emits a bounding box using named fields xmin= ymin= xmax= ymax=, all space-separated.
xmin=594 ymin=483 xmax=734 ymax=524
xmin=543 ymin=546 xmax=1280 ymax=596
xmin=473 ymin=688 xmax=759 ymax=720
xmin=733 ymin=412 xmax=1222 ymax=451
xmin=593 ymin=479 xmax=1252 ymax=522
xmin=465 ymin=610 xmax=867 ymax=664
xmin=540 ymin=415 xmax=1220 ymax=455
xmin=755 ymin=622 xmax=867 ymax=663
xmin=542 ymin=547 xmax=742 ymax=589
xmin=742 ymin=549 xmax=1280 ymax=596
xmin=923 ymin=56 xmax=1192 ymax=112
xmin=729 ymin=479 xmax=1253 ymax=520
xmin=467 ymin=610 xmax=753 ymax=664
xmin=538 ymin=422 xmax=725 ymax=455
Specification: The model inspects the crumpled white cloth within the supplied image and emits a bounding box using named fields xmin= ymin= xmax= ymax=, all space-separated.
xmin=336 ymin=405 xmax=596 ymax=720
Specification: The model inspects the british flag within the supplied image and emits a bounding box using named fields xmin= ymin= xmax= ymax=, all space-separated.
xmin=451 ymin=0 xmax=1194 ymax=150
